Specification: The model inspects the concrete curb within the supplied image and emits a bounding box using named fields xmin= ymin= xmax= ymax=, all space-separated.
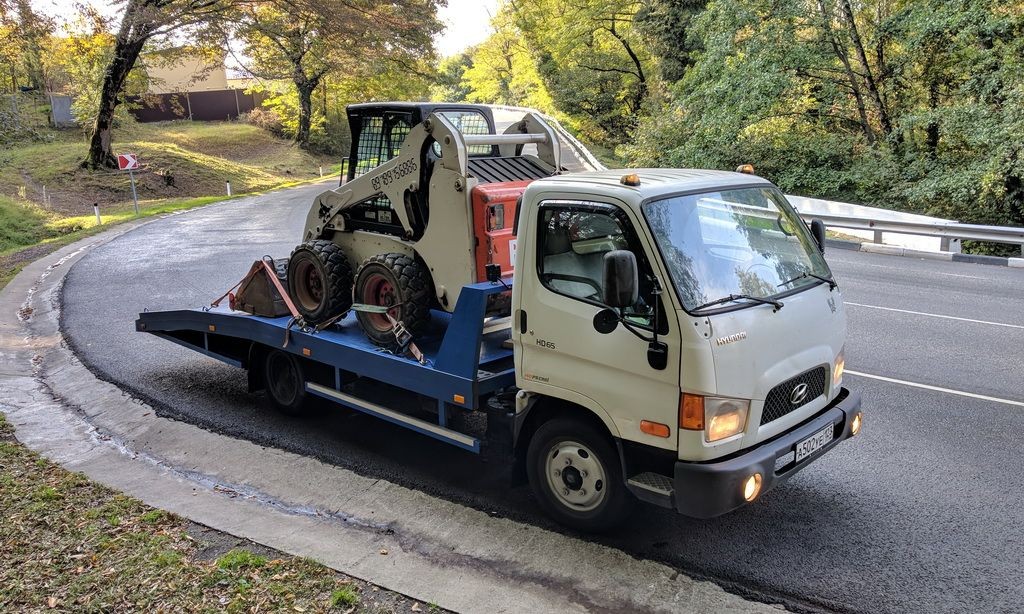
xmin=0 ymin=202 xmax=783 ymax=613
xmin=827 ymin=238 xmax=1024 ymax=268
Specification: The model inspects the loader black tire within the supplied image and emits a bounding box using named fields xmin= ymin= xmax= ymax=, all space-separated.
xmin=354 ymin=253 xmax=433 ymax=347
xmin=287 ymin=240 xmax=353 ymax=324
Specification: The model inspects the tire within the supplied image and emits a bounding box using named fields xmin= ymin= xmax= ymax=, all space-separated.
xmin=526 ymin=418 xmax=633 ymax=532
xmin=353 ymin=253 xmax=433 ymax=346
xmin=262 ymin=349 xmax=310 ymax=416
xmin=287 ymin=240 xmax=353 ymax=323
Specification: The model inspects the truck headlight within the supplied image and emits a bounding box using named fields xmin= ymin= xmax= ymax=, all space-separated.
xmin=833 ymin=349 xmax=845 ymax=389
xmin=705 ymin=397 xmax=749 ymax=442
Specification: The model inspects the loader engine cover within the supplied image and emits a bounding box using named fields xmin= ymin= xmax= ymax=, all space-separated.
xmin=472 ymin=181 xmax=530 ymax=281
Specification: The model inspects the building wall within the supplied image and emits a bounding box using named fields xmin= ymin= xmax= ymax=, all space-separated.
xmin=146 ymin=55 xmax=228 ymax=94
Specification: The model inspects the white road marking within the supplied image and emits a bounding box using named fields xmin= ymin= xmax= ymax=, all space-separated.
xmin=846 ymin=370 xmax=1024 ymax=408
xmin=845 ymin=302 xmax=1024 ymax=330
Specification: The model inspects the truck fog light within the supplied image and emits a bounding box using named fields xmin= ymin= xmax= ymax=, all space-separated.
xmin=850 ymin=411 xmax=863 ymax=436
xmin=704 ymin=397 xmax=750 ymax=442
xmin=743 ymin=473 xmax=763 ymax=501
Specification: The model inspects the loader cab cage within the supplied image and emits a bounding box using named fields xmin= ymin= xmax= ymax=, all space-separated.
xmin=342 ymin=103 xmax=500 ymax=235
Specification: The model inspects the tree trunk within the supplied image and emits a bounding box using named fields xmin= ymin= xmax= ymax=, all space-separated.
xmin=293 ymin=66 xmax=320 ymax=147
xmin=925 ymin=74 xmax=940 ymax=159
xmin=838 ymin=0 xmax=893 ymax=137
xmin=817 ymin=0 xmax=874 ymax=144
xmin=82 ymin=0 xmax=153 ymax=169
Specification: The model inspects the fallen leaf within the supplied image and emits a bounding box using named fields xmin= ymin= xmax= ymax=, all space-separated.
xmin=47 ymin=597 xmax=58 ymax=608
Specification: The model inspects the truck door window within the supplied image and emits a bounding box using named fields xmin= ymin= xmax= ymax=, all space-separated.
xmin=537 ymin=203 xmax=660 ymax=329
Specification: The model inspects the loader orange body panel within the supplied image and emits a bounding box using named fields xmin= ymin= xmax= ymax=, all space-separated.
xmin=471 ymin=181 xmax=532 ymax=282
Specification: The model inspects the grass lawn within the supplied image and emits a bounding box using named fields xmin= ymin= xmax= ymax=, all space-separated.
xmin=0 ymin=413 xmax=441 ymax=613
xmin=0 ymin=120 xmax=338 ymax=217
xmin=0 ymin=118 xmax=342 ymax=291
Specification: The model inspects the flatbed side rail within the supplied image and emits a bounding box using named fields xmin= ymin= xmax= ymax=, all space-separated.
xmin=137 ymin=280 xmax=516 ymax=454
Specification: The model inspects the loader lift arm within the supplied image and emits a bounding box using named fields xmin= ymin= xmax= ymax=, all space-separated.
xmin=302 ymin=112 xmax=561 ymax=242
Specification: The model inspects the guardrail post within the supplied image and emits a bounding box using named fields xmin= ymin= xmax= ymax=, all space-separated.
xmin=872 ymin=230 xmax=883 ymax=244
xmin=939 ymin=238 xmax=962 ymax=253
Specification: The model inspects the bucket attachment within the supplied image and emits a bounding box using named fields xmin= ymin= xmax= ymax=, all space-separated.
xmin=219 ymin=257 xmax=298 ymax=318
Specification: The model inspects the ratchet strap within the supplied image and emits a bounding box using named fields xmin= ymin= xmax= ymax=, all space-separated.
xmin=350 ymin=303 xmax=426 ymax=364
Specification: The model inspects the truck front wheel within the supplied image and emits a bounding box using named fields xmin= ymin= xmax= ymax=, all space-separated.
xmin=526 ymin=418 xmax=633 ymax=532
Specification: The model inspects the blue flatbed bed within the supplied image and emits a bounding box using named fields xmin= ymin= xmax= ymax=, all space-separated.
xmin=136 ymin=280 xmax=516 ymax=453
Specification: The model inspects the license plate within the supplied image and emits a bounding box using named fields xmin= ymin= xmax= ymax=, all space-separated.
xmin=795 ymin=425 xmax=834 ymax=462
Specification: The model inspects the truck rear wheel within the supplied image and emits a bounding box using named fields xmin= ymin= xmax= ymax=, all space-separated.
xmin=526 ymin=418 xmax=633 ymax=532
xmin=263 ymin=349 xmax=309 ymax=416
xmin=353 ymin=253 xmax=432 ymax=347
xmin=287 ymin=240 xmax=353 ymax=324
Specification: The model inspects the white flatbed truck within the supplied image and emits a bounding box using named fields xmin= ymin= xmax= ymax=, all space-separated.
xmin=137 ymin=168 xmax=863 ymax=531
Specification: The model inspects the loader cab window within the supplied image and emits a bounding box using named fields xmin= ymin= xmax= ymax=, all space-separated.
xmin=537 ymin=202 xmax=663 ymax=330
xmin=431 ymin=110 xmax=495 ymax=157
xmin=347 ymin=112 xmax=413 ymax=234
xmin=352 ymin=112 xmax=413 ymax=178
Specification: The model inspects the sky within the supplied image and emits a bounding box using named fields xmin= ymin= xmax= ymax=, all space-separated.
xmin=31 ymin=0 xmax=500 ymax=59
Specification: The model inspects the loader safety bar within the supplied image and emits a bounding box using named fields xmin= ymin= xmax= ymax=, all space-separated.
xmin=462 ymin=133 xmax=549 ymax=147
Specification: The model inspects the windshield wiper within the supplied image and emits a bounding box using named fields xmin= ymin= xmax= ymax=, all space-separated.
xmin=692 ymin=294 xmax=783 ymax=313
xmin=778 ymin=271 xmax=837 ymax=291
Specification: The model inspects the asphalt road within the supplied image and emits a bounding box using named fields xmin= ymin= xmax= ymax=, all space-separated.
xmin=61 ymin=183 xmax=1024 ymax=614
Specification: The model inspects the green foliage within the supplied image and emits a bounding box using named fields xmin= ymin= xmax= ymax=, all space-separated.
xmin=0 ymin=195 xmax=52 ymax=252
xmin=330 ymin=585 xmax=359 ymax=608
xmin=41 ymin=18 xmax=144 ymax=129
xmin=623 ymin=0 xmax=1024 ymax=254
xmin=216 ymin=549 xmax=268 ymax=571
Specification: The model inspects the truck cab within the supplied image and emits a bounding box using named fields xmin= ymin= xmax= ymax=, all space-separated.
xmin=511 ymin=169 xmax=862 ymax=528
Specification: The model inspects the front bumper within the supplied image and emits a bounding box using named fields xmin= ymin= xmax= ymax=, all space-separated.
xmin=673 ymin=387 xmax=862 ymax=519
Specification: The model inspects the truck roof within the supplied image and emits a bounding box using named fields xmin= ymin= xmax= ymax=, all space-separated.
xmin=528 ymin=168 xmax=775 ymax=204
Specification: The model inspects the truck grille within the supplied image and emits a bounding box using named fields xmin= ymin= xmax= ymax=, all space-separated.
xmin=760 ymin=366 xmax=828 ymax=425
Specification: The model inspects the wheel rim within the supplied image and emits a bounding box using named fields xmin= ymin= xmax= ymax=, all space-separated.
xmin=293 ymin=258 xmax=324 ymax=312
xmin=361 ymin=271 xmax=399 ymax=331
xmin=266 ymin=352 xmax=299 ymax=405
xmin=544 ymin=440 xmax=608 ymax=512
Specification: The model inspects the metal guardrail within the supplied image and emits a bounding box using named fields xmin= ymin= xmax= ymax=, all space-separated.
xmin=797 ymin=211 xmax=1024 ymax=255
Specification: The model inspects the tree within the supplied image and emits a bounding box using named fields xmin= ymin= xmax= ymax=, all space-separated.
xmin=509 ymin=0 xmax=653 ymax=147
xmin=232 ymin=0 xmax=441 ymax=148
xmin=83 ymin=0 xmax=235 ymax=169
xmin=431 ymin=50 xmax=474 ymax=102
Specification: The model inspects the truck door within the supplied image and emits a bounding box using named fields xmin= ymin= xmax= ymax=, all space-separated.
xmin=516 ymin=199 xmax=681 ymax=450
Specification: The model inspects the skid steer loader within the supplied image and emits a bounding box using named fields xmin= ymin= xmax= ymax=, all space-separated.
xmin=286 ymin=103 xmax=565 ymax=345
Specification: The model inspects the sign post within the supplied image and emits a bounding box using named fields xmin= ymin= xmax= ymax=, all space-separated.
xmin=117 ymin=153 xmax=141 ymax=215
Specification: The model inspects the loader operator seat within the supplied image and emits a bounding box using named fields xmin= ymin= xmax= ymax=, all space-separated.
xmin=542 ymin=225 xmax=605 ymax=300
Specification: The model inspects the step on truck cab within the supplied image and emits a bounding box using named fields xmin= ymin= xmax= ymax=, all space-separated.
xmin=138 ymin=164 xmax=862 ymax=532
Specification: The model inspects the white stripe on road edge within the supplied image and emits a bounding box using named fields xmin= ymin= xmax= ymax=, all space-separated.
xmin=846 ymin=370 xmax=1024 ymax=408
xmin=845 ymin=302 xmax=1024 ymax=330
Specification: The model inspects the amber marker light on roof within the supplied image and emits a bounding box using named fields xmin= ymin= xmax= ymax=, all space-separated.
xmin=736 ymin=164 xmax=755 ymax=174
xmin=620 ymin=173 xmax=641 ymax=186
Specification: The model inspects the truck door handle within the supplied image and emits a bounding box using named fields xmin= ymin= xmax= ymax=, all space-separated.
xmin=518 ymin=309 xmax=527 ymax=334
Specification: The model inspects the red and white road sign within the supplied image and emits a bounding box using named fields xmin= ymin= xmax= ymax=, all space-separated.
xmin=117 ymin=153 xmax=140 ymax=171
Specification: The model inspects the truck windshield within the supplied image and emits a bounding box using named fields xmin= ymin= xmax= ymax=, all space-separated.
xmin=643 ymin=187 xmax=831 ymax=311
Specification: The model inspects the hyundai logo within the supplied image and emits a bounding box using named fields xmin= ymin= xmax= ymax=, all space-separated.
xmin=789 ymin=383 xmax=810 ymax=405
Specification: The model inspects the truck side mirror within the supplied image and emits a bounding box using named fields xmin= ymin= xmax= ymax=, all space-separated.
xmin=602 ymin=250 xmax=638 ymax=309
xmin=810 ymin=219 xmax=826 ymax=254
